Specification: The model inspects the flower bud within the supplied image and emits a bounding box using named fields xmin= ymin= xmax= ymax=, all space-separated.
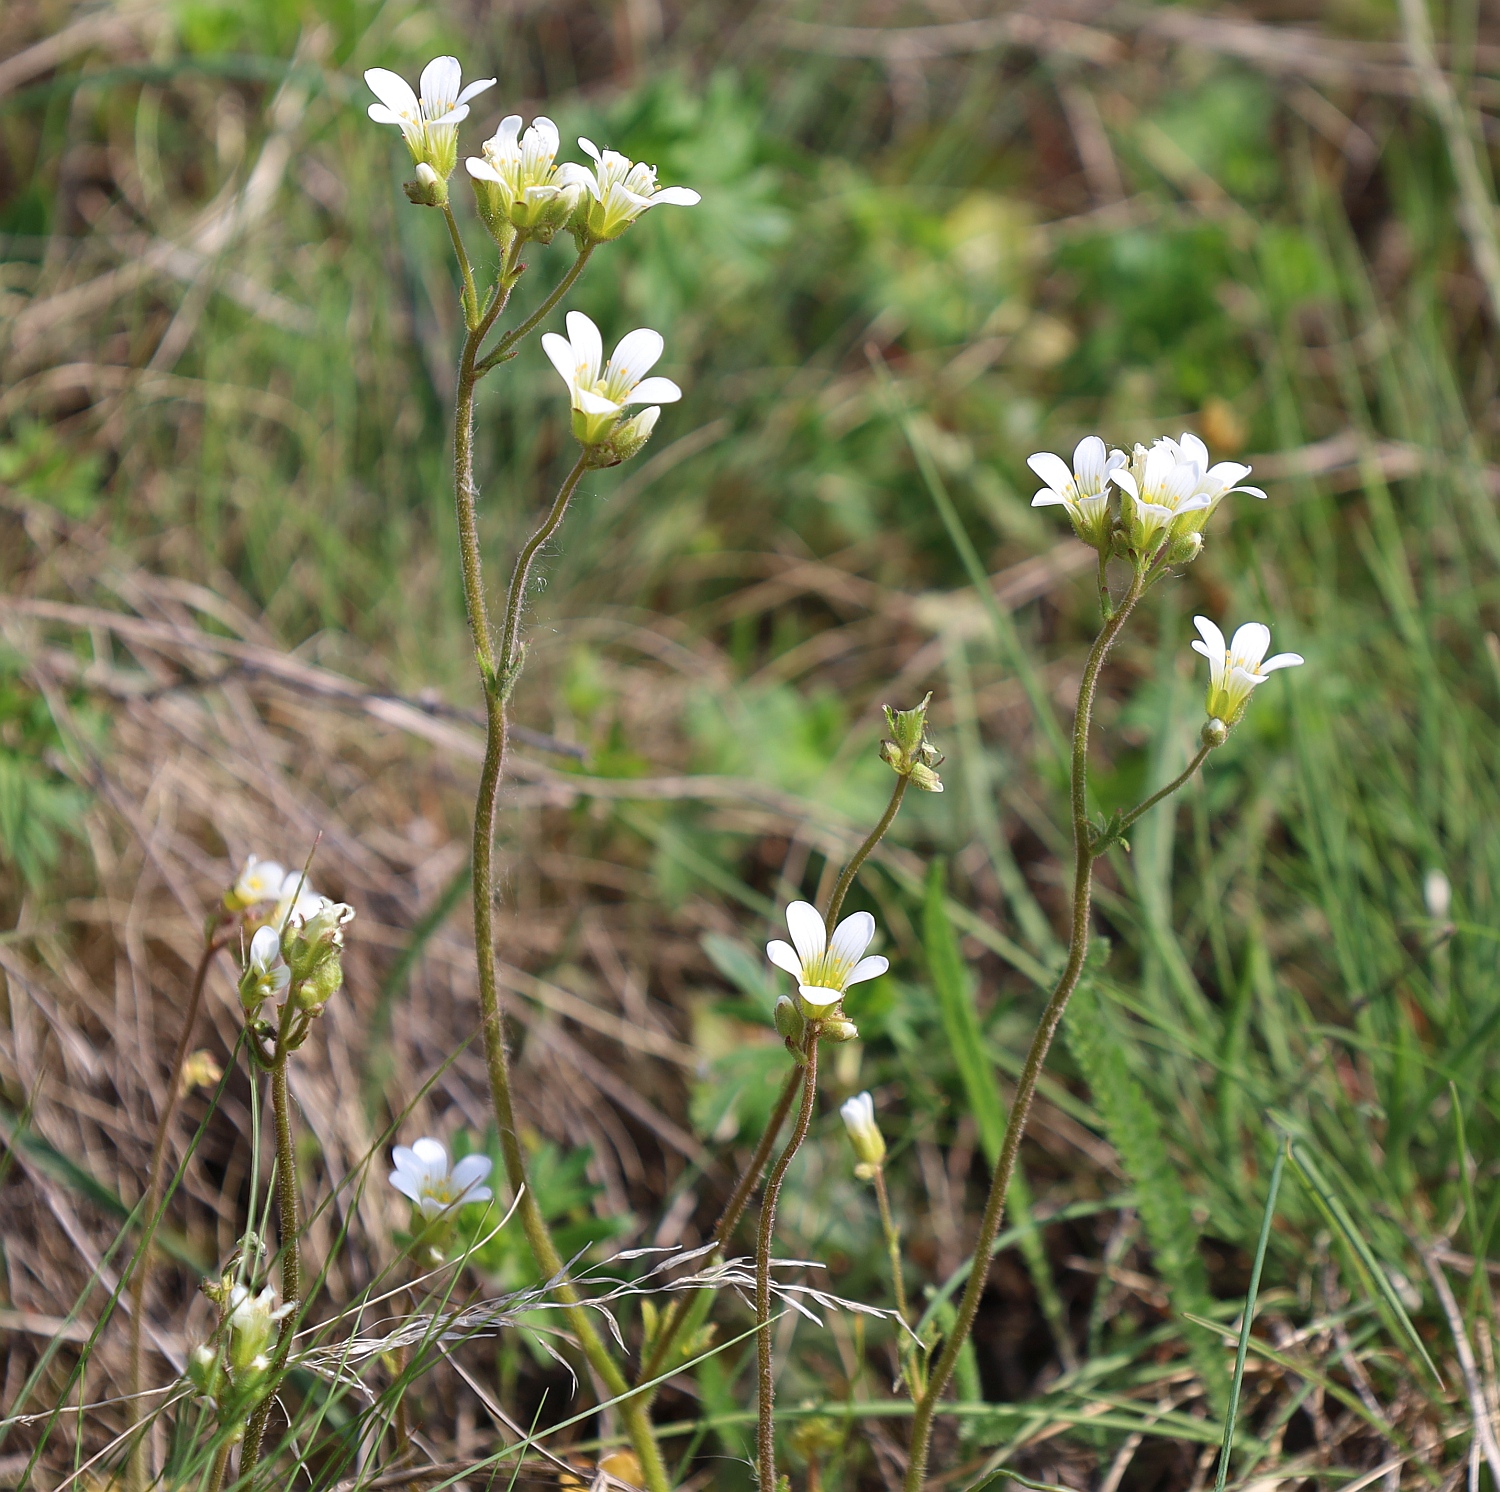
xmin=1166 ymin=530 xmax=1203 ymax=566
xmin=226 ymin=1285 xmax=292 ymax=1378
xmin=187 ymin=1342 xmax=225 ymax=1400
xmin=822 ymin=1017 xmax=859 ymax=1043
xmin=286 ymin=898 xmax=354 ymax=986
xmin=239 ymin=926 xmax=289 ymax=1013
xmin=584 ymin=406 xmax=661 ymax=468
xmin=404 ymin=162 xmax=448 ymax=207
xmin=839 ymin=1091 xmax=886 ymax=1171
xmin=881 ymin=692 xmax=944 ymax=792
xmin=773 ymin=994 xmax=805 ymax=1046
xmin=1200 ymin=717 xmax=1229 ymax=749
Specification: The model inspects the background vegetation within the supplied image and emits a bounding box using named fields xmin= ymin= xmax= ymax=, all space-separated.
xmin=3 ymin=0 xmax=1500 ymax=1487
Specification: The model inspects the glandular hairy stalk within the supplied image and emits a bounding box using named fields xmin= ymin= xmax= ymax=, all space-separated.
xmin=441 ymin=228 xmax=670 ymax=1491
xmin=901 ymin=563 xmax=1221 ymax=1489
xmin=756 ymin=1023 xmax=821 ymax=1492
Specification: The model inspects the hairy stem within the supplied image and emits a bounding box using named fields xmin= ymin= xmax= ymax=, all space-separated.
xmin=641 ymin=1064 xmax=803 ymax=1388
xmin=445 ymin=234 xmax=664 ymax=1485
xmin=872 ymin=1167 xmax=910 ymax=1329
xmin=903 ymin=567 xmax=1145 ymax=1490
xmin=126 ymin=932 xmax=224 ymax=1492
xmin=756 ymin=1026 xmax=821 ymax=1492
xmin=206 ymin=1437 xmax=233 ymax=1492
xmin=442 ymin=202 xmax=479 ymax=329
xmin=478 ymin=245 xmax=595 ymax=372
xmin=825 ymin=776 xmax=908 ymax=931
xmin=1115 ymin=742 xmax=1213 ymax=839
xmin=1096 ymin=548 xmax=1113 ymax=622
xmin=240 ymin=1052 xmax=302 ymax=1473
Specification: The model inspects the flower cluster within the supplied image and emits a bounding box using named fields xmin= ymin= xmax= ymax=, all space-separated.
xmin=229 ymin=855 xmax=355 ymax=1028
xmin=1029 ymin=432 xmax=1264 ymax=562
xmin=187 ymin=1279 xmax=294 ymax=1430
xmin=366 ymin=59 xmax=698 ymax=246
xmin=880 ymin=692 xmax=944 ymax=793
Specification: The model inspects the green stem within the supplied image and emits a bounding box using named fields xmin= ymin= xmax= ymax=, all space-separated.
xmin=445 ymin=243 xmax=665 ymax=1484
xmin=206 ymin=1438 xmax=232 ymax=1492
xmin=498 ymin=453 xmax=589 ymax=678
xmin=126 ymin=931 xmax=225 ymax=1492
xmin=240 ymin=1051 xmax=301 ymax=1473
xmin=1114 ymin=742 xmax=1214 ymax=840
xmin=871 ymin=1166 xmax=910 ymax=1329
xmin=756 ymin=1025 xmax=821 ymax=1492
xmin=1096 ymin=548 xmax=1113 ymax=622
xmin=478 ymin=245 xmax=595 ymax=373
xmin=442 ymin=201 xmax=479 ymax=330
xmin=640 ymin=1065 xmax=803 ymax=1389
xmin=825 ymin=776 xmax=908 ymax=932
xmin=902 ymin=566 xmax=1146 ymax=1491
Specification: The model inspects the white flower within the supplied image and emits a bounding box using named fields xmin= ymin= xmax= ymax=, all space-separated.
xmin=241 ymin=925 xmax=290 ymax=1011
xmin=1191 ymin=616 xmax=1303 ymax=725
xmin=465 ymin=115 xmax=583 ymax=237
xmin=555 ymin=138 xmax=699 ymax=242
xmin=1112 ymin=440 xmax=1213 ymax=552
xmin=365 ymin=56 xmax=495 ymax=178
xmin=542 ymin=311 xmax=681 ymax=448
xmin=228 ymin=855 xmax=286 ymax=910
xmin=273 ymin=868 xmax=324 ymax=930
xmin=1424 ymin=869 xmax=1452 ymax=922
xmin=226 ymin=1283 xmax=293 ymax=1376
xmin=766 ymin=901 xmax=888 ymax=1016
xmin=1158 ymin=432 xmax=1265 ymax=537
xmin=1028 ymin=436 xmax=1125 ymax=548
xmin=839 ymin=1091 xmax=886 ymax=1171
xmin=389 ymin=1138 xmax=494 ymax=1220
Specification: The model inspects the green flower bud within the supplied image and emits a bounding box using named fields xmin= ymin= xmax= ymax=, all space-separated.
xmin=187 ymin=1343 xmax=225 ymax=1400
xmin=880 ymin=693 xmax=944 ymax=791
xmin=404 ymin=163 xmax=448 ymax=207
xmin=773 ymin=994 xmax=805 ymax=1046
xmin=822 ymin=1017 xmax=859 ymax=1043
xmin=1201 ymin=717 xmax=1230 ymax=748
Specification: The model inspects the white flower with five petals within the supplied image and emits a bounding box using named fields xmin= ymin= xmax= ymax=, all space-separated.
xmin=1156 ymin=432 xmax=1265 ymax=538
xmin=766 ymin=902 xmax=888 ymax=1015
xmin=1028 ymin=437 xmax=1126 ymax=548
xmin=555 ymin=139 xmax=700 ymax=242
xmin=542 ymin=311 xmax=681 ymax=449
xmin=1112 ymin=441 xmax=1213 ymax=552
xmin=464 ymin=115 xmax=582 ymax=237
xmin=365 ymin=57 xmax=495 ymax=178
xmin=1191 ymin=616 xmax=1303 ymax=726
xmin=389 ymin=1138 xmax=494 ymax=1220
xmin=228 ymin=855 xmax=285 ymax=910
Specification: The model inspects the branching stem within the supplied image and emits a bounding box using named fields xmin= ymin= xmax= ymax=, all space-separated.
xmin=756 ymin=1023 xmax=821 ymax=1492
xmin=641 ymin=1064 xmax=803 ymax=1389
xmin=902 ymin=564 xmax=1149 ymax=1490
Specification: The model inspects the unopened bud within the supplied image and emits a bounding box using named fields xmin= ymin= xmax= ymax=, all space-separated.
xmin=839 ymin=1090 xmax=886 ymax=1170
xmin=404 ymin=162 xmax=448 ymax=207
xmin=187 ymin=1342 xmax=224 ymax=1399
xmin=822 ymin=1017 xmax=859 ymax=1043
xmin=880 ymin=692 xmax=944 ymax=791
xmin=1200 ymin=717 xmax=1229 ymax=749
xmin=1166 ymin=530 xmax=1203 ymax=565
xmin=773 ymin=995 xmax=805 ymax=1045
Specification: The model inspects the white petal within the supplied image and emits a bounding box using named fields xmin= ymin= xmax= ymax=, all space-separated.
xmin=1229 ymin=622 xmax=1271 ymax=670
xmin=622 ymin=376 xmax=680 ymax=406
xmin=487 ymin=115 xmax=522 ymax=153
xmin=249 ymin=925 xmax=282 ymax=968
xmin=555 ymin=162 xmax=596 ymax=194
xmin=1109 ymin=469 xmax=1139 ymax=498
xmin=840 ymin=1092 xmax=874 ymax=1126
xmin=828 ymin=910 xmax=875 ymax=966
xmin=578 ymin=136 xmax=602 ymax=162
xmin=784 ymin=901 xmax=826 ymax=964
xmin=647 ymin=185 xmax=701 ymax=206
xmin=364 ymin=68 xmax=419 ymax=118
xmin=576 ymin=386 xmax=621 ymax=416
xmin=418 ymin=1197 xmax=445 ymax=1219
xmin=1178 ymin=432 xmax=1209 ymax=467
xmin=564 ymin=311 xmax=603 ymax=383
xmin=1026 ymin=452 xmax=1074 ymax=493
xmin=767 ymin=940 xmax=804 ymax=979
xmin=391 ymin=1145 xmax=419 ymax=1173
xmin=419 ymin=56 xmax=463 ymax=110
xmin=466 ymin=157 xmax=504 ymax=183
xmin=1230 ymin=484 xmax=1267 ymax=500
xmin=845 ymin=955 xmax=889 ymax=986
xmin=1190 ymin=640 xmax=1213 ymax=660
xmin=1260 ymin=652 xmax=1304 ymax=674
xmin=609 ymin=327 xmax=664 ymax=386
xmin=411 ymin=1136 xmax=450 ymax=1175
xmin=456 ymin=76 xmax=497 ymax=106
xmin=427 ymin=103 xmax=469 ymax=128
xmin=1072 ymin=435 xmax=1107 ymax=486
xmin=451 ymin=1154 xmax=494 ymax=1193
xmin=1031 ymin=490 xmax=1069 ymax=508
xmin=389 ymin=1169 xmax=422 ymax=1203
xmin=368 ymin=104 xmax=411 ymax=127
xmin=1206 ymin=461 xmax=1251 ymax=487
xmin=1192 ymin=616 xmax=1226 ymax=657
xmin=1176 ymin=491 xmax=1213 ymax=513
xmin=797 ymin=985 xmax=842 ymax=1012
xmin=529 ymin=116 xmax=561 ymax=154
xmin=541 ymin=332 xmax=578 ymax=389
